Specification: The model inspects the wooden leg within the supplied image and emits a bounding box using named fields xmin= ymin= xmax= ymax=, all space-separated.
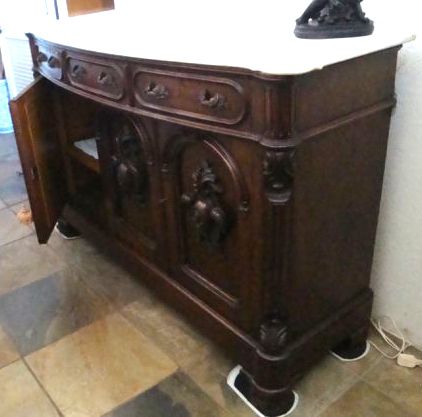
xmin=234 ymin=368 xmax=296 ymax=417
xmin=331 ymin=324 xmax=370 ymax=361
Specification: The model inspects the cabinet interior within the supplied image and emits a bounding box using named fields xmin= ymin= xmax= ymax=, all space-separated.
xmin=56 ymin=88 xmax=106 ymax=226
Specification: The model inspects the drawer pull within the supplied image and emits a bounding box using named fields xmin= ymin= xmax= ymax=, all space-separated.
xmin=36 ymin=52 xmax=47 ymax=63
xmin=97 ymin=71 xmax=115 ymax=87
xmin=200 ymin=90 xmax=225 ymax=109
xmin=47 ymin=56 xmax=59 ymax=68
xmin=144 ymin=82 xmax=168 ymax=100
xmin=71 ymin=64 xmax=86 ymax=80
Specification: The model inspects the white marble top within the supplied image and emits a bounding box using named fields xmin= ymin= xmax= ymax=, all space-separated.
xmin=25 ymin=0 xmax=415 ymax=76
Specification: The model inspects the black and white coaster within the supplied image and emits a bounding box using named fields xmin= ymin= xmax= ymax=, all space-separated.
xmin=330 ymin=341 xmax=371 ymax=362
xmin=227 ymin=366 xmax=299 ymax=417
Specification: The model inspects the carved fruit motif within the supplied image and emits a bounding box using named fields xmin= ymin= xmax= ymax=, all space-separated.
xmin=181 ymin=160 xmax=231 ymax=248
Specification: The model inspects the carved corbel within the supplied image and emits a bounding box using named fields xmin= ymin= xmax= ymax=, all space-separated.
xmin=263 ymin=150 xmax=295 ymax=204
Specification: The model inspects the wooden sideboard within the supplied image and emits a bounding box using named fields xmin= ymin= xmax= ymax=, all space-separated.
xmin=10 ymin=33 xmax=400 ymax=416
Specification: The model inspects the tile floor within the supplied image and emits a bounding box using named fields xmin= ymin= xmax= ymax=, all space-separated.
xmin=0 ymin=131 xmax=421 ymax=417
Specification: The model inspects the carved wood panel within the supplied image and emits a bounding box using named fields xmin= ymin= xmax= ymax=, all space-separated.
xmin=98 ymin=113 xmax=162 ymax=260
xmin=162 ymin=132 xmax=259 ymax=325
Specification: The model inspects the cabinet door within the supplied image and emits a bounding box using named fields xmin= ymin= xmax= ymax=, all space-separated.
xmin=98 ymin=113 xmax=163 ymax=262
xmin=162 ymin=133 xmax=257 ymax=328
xmin=9 ymin=78 xmax=66 ymax=243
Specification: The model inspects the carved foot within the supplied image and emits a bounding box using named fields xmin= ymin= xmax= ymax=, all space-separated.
xmin=55 ymin=218 xmax=81 ymax=240
xmin=331 ymin=339 xmax=370 ymax=362
xmin=227 ymin=366 xmax=298 ymax=417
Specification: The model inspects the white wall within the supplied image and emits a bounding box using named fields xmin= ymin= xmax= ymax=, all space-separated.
xmin=367 ymin=1 xmax=422 ymax=348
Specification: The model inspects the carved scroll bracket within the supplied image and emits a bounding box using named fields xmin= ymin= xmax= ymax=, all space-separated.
xmin=263 ymin=149 xmax=296 ymax=205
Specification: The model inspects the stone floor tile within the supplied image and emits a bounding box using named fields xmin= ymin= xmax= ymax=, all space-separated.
xmin=318 ymin=381 xmax=414 ymax=417
xmin=0 ymin=323 xmax=19 ymax=369
xmin=104 ymin=371 xmax=233 ymax=417
xmin=363 ymin=354 xmax=422 ymax=417
xmin=330 ymin=331 xmax=383 ymax=377
xmin=26 ymin=312 xmax=177 ymax=417
xmin=184 ymin=350 xmax=256 ymax=417
xmin=48 ymin=233 xmax=155 ymax=308
xmin=0 ymin=157 xmax=28 ymax=206
xmin=47 ymin=231 xmax=101 ymax=265
xmin=0 ymin=207 xmax=33 ymax=246
xmin=0 ymin=267 xmax=112 ymax=356
xmin=0 ymin=235 xmax=65 ymax=297
xmin=294 ymin=355 xmax=360 ymax=412
xmin=122 ymin=301 xmax=212 ymax=368
xmin=0 ymin=133 xmax=18 ymax=158
xmin=0 ymin=360 xmax=59 ymax=417
xmin=9 ymin=199 xmax=30 ymax=214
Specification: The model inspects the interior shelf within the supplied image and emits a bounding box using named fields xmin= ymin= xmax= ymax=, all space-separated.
xmin=67 ymin=137 xmax=100 ymax=173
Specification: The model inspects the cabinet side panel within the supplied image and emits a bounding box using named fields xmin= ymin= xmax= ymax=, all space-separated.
xmin=288 ymin=110 xmax=392 ymax=335
xmin=294 ymin=48 xmax=398 ymax=132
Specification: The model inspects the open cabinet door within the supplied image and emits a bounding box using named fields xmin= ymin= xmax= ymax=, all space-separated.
xmin=10 ymin=77 xmax=67 ymax=243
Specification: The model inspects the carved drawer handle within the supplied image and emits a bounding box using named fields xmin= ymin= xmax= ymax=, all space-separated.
xmin=47 ymin=56 xmax=59 ymax=69
xmin=36 ymin=52 xmax=48 ymax=63
xmin=199 ymin=89 xmax=225 ymax=109
xmin=71 ymin=64 xmax=86 ymax=80
xmin=97 ymin=71 xmax=115 ymax=87
xmin=144 ymin=82 xmax=168 ymax=100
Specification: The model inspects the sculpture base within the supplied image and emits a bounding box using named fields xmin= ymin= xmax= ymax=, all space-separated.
xmin=295 ymin=20 xmax=374 ymax=39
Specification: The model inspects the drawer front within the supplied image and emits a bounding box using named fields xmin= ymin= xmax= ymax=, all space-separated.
xmin=35 ymin=44 xmax=63 ymax=81
xmin=133 ymin=68 xmax=247 ymax=125
xmin=66 ymin=55 xmax=126 ymax=101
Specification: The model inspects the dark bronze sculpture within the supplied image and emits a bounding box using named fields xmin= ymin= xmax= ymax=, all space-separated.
xmin=295 ymin=0 xmax=374 ymax=39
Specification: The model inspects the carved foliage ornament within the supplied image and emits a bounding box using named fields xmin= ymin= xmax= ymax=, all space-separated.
xmin=260 ymin=316 xmax=288 ymax=355
xmin=112 ymin=125 xmax=150 ymax=206
xmin=263 ymin=150 xmax=295 ymax=204
xmin=295 ymin=0 xmax=374 ymax=39
xmin=181 ymin=160 xmax=231 ymax=248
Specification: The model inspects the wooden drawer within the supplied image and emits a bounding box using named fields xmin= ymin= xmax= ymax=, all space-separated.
xmin=66 ymin=54 xmax=126 ymax=101
xmin=133 ymin=68 xmax=247 ymax=125
xmin=35 ymin=44 xmax=63 ymax=81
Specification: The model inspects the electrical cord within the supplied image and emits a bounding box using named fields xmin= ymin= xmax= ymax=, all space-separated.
xmin=370 ymin=316 xmax=422 ymax=368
